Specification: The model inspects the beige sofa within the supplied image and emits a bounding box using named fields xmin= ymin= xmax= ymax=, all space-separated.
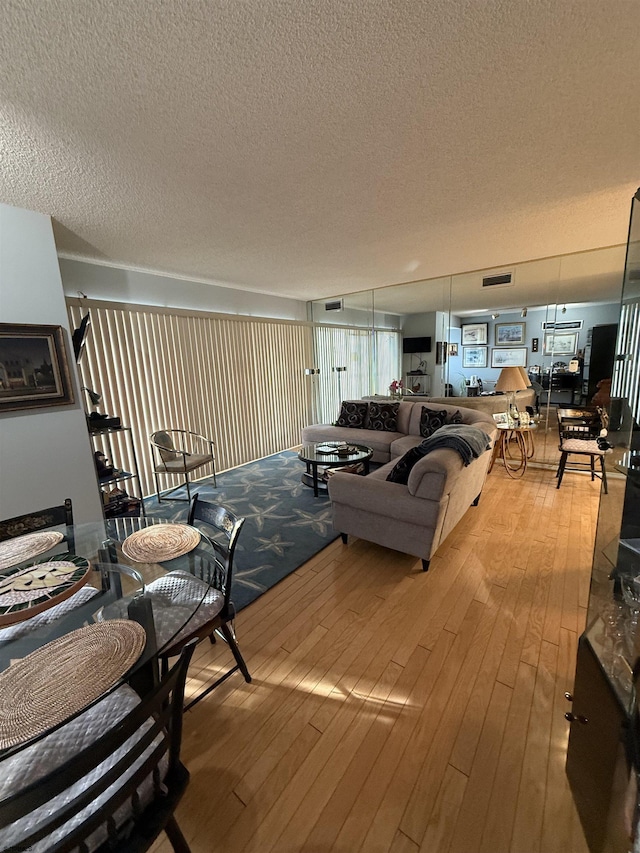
xmin=301 ymin=400 xmax=497 ymax=571
xmin=363 ymin=388 xmax=536 ymax=417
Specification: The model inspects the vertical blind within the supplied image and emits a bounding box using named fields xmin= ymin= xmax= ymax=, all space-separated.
xmin=613 ymin=300 xmax=640 ymax=422
xmin=68 ymin=299 xmax=314 ymax=498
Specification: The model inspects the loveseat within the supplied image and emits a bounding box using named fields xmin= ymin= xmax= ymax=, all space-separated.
xmin=301 ymin=400 xmax=497 ymax=570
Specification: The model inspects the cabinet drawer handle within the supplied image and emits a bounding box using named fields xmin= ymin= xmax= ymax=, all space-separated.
xmin=565 ymin=712 xmax=588 ymax=724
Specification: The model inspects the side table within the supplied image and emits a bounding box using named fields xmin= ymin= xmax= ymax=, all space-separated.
xmin=489 ymin=423 xmax=538 ymax=479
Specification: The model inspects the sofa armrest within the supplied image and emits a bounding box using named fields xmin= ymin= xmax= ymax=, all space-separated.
xmin=328 ymin=472 xmax=441 ymax=526
xmin=407 ymin=447 xmax=492 ymax=499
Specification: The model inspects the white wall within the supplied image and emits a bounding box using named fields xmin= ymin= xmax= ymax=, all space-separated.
xmin=59 ymin=257 xmax=308 ymax=321
xmin=0 ymin=204 xmax=103 ymax=523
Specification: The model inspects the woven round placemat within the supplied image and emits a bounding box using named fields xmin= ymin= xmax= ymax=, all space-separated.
xmin=0 ymin=555 xmax=91 ymax=627
xmin=0 ymin=531 xmax=64 ymax=572
xmin=121 ymin=523 xmax=201 ymax=563
xmin=0 ymin=619 xmax=147 ymax=750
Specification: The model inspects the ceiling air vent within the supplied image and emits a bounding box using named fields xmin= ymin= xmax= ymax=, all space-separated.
xmin=482 ymin=272 xmax=513 ymax=288
xmin=325 ymin=299 xmax=343 ymax=312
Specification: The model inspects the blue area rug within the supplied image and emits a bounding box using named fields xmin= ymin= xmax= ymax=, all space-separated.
xmin=144 ymin=451 xmax=337 ymax=611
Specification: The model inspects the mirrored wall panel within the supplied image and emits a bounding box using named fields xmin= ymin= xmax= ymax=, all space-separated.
xmin=308 ymin=245 xmax=626 ymax=463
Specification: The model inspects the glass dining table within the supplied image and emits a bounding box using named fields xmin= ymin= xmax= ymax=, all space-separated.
xmin=0 ymin=516 xmax=215 ymax=760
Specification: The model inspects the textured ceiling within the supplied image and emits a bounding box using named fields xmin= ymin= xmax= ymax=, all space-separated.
xmin=1 ymin=0 xmax=639 ymax=302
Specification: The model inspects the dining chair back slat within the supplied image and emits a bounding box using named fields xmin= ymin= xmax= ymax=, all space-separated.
xmin=0 ymin=642 xmax=195 ymax=853
xmin=147 ymin=494 xmax=251 ymax=709
xmin=0 ymin=498 xmax=74 ymax=554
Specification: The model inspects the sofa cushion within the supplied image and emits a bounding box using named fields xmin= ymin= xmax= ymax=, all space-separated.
xmin=389 ymin=434 xmax=427 ymax=458
xmin=420 ymin=407 xmax=448 ymax=438
xmin=367 ymin=401 xmax=400 ymax=432
xmin=386 ymin=442 xmax=431 ymax=484
xmin=335 ymin=401 xmax=368 ymax=428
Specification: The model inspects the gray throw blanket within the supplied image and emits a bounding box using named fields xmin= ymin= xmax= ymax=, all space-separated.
xmin=418 ymin=424 xmax=492 ymax=466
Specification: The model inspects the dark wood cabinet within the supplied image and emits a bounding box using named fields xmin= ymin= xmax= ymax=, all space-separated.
xmin=566 ymin=631 xmax=630 ymax=853
xmin=587 ymin=324 xmax=618 ymax=401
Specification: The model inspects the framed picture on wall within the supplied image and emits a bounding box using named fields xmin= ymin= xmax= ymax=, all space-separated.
xmin=448 ymin=343 xmax=458 ymax=356
xmin=461 ymin=323 xmax=488 ymax=345
xmin=542 ymin=320 xmax=583 ymax=330
xmin=0 ymin=323 xmax=75 ymax=412
xmin=462 ymin=346 xmax=488 ymax=368
xmin=543 ymin=331 xmax=578 ymax=356
xmin=495 ymin=322 xmax=525 ymax=346
xmin=491 ymin=347 xmax=528 ymax=368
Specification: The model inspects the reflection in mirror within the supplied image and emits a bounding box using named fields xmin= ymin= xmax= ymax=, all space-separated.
xmin=307 ymin=246 xmax=626 ymax=461
xmin=591 ymin=191 xmax=640 ymax=629
xmin=308 ymin=289 xmax=404 ymax=423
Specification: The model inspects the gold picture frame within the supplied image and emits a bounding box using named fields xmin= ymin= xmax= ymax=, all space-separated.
xmin=0 ymin=323 xmax=75 ymax=412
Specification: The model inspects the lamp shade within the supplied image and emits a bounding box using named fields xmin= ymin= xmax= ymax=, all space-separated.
xmin=517 ymin=366 xmax=530 ymax=387
xmin=495 ymin=366 xmax=528 ymax=393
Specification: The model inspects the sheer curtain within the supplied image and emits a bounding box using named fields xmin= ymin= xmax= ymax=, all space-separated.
xmin=312 ymin=325 xmax=401 ymax=423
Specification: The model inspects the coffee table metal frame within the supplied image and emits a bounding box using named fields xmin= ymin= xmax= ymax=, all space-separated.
xmin=298 ymin=443 xmax=373 ymax=496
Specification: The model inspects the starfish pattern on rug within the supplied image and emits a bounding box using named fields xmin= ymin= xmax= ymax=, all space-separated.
xmin=285 ymin=508 xmax=335 ymax=536
xmin=143 ymin=449 xmax=376 ymax=610
xmin=254 ymin=532 xmax=296 ymax=557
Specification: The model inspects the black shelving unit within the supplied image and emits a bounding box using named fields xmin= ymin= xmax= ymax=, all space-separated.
xmin=89 ymin=425 xmax=145 ymax=518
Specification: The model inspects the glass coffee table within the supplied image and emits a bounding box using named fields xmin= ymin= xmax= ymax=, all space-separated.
xmin=298 ymin=442 xmax=373 ymax=496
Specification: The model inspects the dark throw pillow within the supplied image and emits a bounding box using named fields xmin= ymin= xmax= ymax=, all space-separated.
xmin=447 ymin=409 xmax=464 ymax=425
xmin=367 ymin=401 xmax=400 ymax=432
xmin=335 ymin=401 xmax=368 ymax=428
xmin=386 ymin=441 xmax=430 ymax=484
xmin=420 ymin=407 xmax=448 ymax=438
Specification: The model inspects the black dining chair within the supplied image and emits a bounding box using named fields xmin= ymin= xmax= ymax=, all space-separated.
xmin=556 ymin=409 xmax=608 ymax=493
xmin=143 ymin=495 xmax=251 ymax=709
xmin=0 ymin=498 xmax=75 ymax=554
xmin=0 ymin=642 xmax=195 ymax=852
xmin=0 ymin=499 xmax=101 ymax=652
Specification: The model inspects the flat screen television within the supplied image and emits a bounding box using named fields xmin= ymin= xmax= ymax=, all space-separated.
xmin=72 ymin=312 xmax=91 ymax=362
xmin=402 ymin=336 xmax=431 ymax=354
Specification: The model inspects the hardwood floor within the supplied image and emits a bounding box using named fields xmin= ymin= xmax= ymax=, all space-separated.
xmin=153 ymin=461 xmax=601 ymax=853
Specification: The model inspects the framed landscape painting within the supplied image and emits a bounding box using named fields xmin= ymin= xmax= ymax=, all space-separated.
xmin=543 ymin=331 xmax=578 ymax=356
xmin=462 ymin=346 xmax=488 ymax=368
xmin=461 ymin=323 xmax=488 ymax=346
xmin=491 ymin=347 xmax=528 ymax=368
xmin=0 ymin=323 xmax=74 ymax=412
xmin=495 ymin=322 xmax=525 ymax=346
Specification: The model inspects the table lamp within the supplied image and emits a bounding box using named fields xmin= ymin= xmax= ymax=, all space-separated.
xmin=495 ymin=366 xmax=529 ymax=424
